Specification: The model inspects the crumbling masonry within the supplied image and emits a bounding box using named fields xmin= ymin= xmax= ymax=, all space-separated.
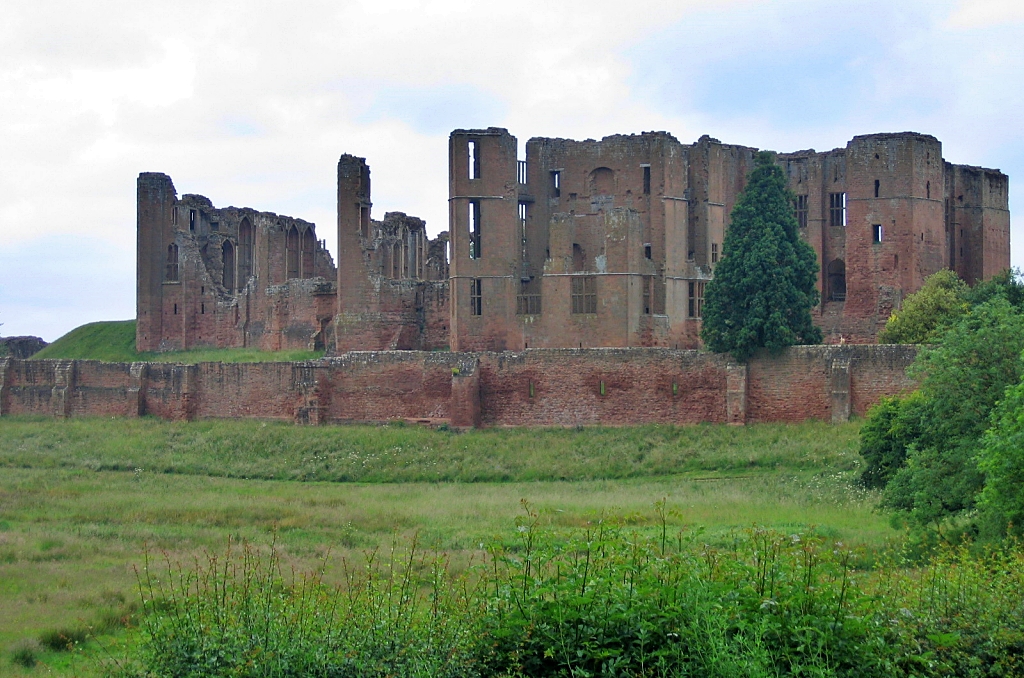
xmin=137 ymin=129 xmax=1009 ymax=354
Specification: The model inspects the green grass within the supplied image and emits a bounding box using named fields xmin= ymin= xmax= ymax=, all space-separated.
xmin=0 ymin=418 xmax=891 ymax=675
xmin=29 ymin=320 xmax=324 ymax=363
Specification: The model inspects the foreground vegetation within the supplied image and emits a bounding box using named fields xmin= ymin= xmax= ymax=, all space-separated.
xmin=30 ymin=320 xmax=322 ymax=363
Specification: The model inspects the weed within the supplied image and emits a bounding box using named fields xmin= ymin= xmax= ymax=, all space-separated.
xmin=9 ymin=639 xmax=40 ymax=668
xmin=39 ymin=626 xmax=88 ymax=651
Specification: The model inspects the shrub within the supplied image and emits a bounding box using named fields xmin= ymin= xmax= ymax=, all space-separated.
xmin=9 ymin=639 xmax=40 ymax=668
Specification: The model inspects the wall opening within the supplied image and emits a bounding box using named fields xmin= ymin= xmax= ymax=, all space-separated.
xmin=238 ymin=217 xmax=253 ymax=285
xmin=468 ymin=200 xmax=481 ymax=259
xmin=189 ymin=210 xmax=196 ymax=232
xmin=873 ymin=224 xmax=883 ymax=243
xmin=794 ymin=194 xmax=808 ymax=229
xmin=517 ymin=279 xmax=541 ymax=315
xmin=828 ymin=259 xmax=846 ymax=301
xmin=829 ymin=192 xmax=846 ymax=227
xmin=165 ymin=243 xmax=179 ymax=281
xmin=469 ymin=278 xmax=482 ymax=316
xmin=711 ymin=243 xmax=719 ymax=264
xmin=468 ymin=140 xmax=480 ymax=180
xmin=571 ymin=275 xmax=597 ymax=314
xmin=687 ymin=281 xmax=705 ymax=318
xmin=642 ymin=164 xmax=651 ymax=195
xmin=643 ymin=275 xmax=652 ymax=314
xmin=359 ymin=205 xmax=370 ymax=238
xmin=874 ymin=179 xmax=880 ymax=198
xmin=286 ymin=226 xmax=300 ymax=279
xmin=644 ymin=243 xmax=652 ymax=260
xmin=222 ymin=240 xmax=235 ymax=292
xmin=392 ymin=242 xmax=402 ymax=278
xmin=926 ymin=181 xmax=931 ymax=199
xmin=572 ymin=243 xmax=586 ymax=272
xmin=301 ymin=228 xmax=316 ymax=279
xmin=551 ymin=170 xmax=561 ymax=198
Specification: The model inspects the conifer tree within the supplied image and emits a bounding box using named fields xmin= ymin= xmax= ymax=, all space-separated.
xmin=700 ymin=151 xmax=821 ymax=361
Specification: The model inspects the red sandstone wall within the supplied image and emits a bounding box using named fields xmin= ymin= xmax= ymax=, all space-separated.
xmin=0 ymin=345 xmax=918 ymax=427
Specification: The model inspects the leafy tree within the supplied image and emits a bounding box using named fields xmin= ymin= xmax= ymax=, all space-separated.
xmin=878 ymin=269 xmax=968 ymax=344
xmin=976 ymin=373 xmax=1024 ymax=538
xmin=964 ymin=267 xmax=1024 ymax=310
xmin=878 ymin=298 xmax=1024 ymax=532
xmin=858 ymin=392 xmax=926 ymax=489
xmin=701 ymin=151 xmax=821 ymax=361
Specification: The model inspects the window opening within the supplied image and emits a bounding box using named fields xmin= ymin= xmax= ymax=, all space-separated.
xmin=211 ymin=221 xmax=219 ymax=232
xmin=286 ymin=226 xmax=300 ymax=279
xmin=551 ymin=170 xmax=561 ymax=198
xmin=926 ymin=181 xmax=931 ymax=199
xmin=201 ymin=302 xmax=205 ymax=314
xmin=301 ymin=228 xmax=316 ymax=279
xmin=873 ymin=224 xmax=883 ymax=243
xmin=172 ymin=208 xmax=177 ymax=225
xmin=643 ymin=275 xmax=652 ymax=314
xmin=794 ymin=195 xmax=808 ymax=229
xmin=571 ymin=275 xmax=597 ymax=314
xmin=359 ymin=205 xmax=370 ymax=238
xmin=518 ymin=201 xmax=527 ymax=224
xmin=572 ymin=243 xmax=586 ymax=272
xmin=469 ymin=278 xmax=482 ymax=316
xmin=468 ymin=140 xmax=480 ymax=180
xmin=642 ymin=165 xmax=651 ymax=195
xmin=238 ymin=217 xmax=253 ymax=285
xmin=392 ymin=242 xmax=401 ymax=278
xmin=874 ymin=180 xmax=880 ymax=198
xmin=468 ymin=200 xmax=481 ymax=259
xmin=827 ymin=259 xmax=846 ymax=301
xmin=222 ymin=240 xmax=235 ymax=292
xmin=644 ymin=243 xmax=652 ymax=260
xmin=829 ymin=192 xmax=846 ymax=227
xmin=517 ymin=280 xmax=541 ymax=315
xmin=687 ymin=281 xmax=705 ymax=318
xmin=711 ymin=243 xmax=719 ymax=264
xmin=173 ymin=303 xmax=178 ymax=315
xmin=166 ymin=243 xmax=179 ymax=281
xmin=189 ymin=210 xmax=196 ymax=232
xmin=517 ymin=160 xmax=527 ymax=184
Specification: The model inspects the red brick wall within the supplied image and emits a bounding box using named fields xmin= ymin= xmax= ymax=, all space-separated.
xmin=0 ymin=345 xmax=918 ymax=426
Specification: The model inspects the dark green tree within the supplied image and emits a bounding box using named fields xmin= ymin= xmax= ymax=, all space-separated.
xmin=700 ymin=151 xmax=821 ymax=362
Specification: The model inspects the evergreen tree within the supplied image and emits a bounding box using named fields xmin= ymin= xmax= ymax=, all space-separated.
xmin=700 ymin=151 xmax=821 ymax=361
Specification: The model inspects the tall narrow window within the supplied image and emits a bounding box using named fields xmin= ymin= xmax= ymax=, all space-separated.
xmin=301 ymin=228 xmax=316 ymax=279
xmin=642 ymin=275 xmax=652 ymax=314
xmin=711 ymin=243 xmax=719 ymax=264
xmin=687 ymin=281 xmax=705 ymax=318
xmin=468 ymin=200 xmax=481 ymax=259
xmin=794 ymin=194 xmax=808 ymax=229
xmin=642 ymin=165 xmax=651 ymax=195
xmin=873 ymin=224 xmax=883 ymax=243
xmin=926 ymin=181 xmax=931 ymax=199
xmin=874 ymin=179 xmax=880 ymax=198
xmin=571 ymin=275 xmax=597 ymax=314
xmin=469 ymin=278 xmax=482 ymax=315
xmin=551 ymin=170 xmax=561 ymax=198
xmin=166 ymin=243 xmax=179 ymax=281
xmin=828 ymin=259 xmax=846 ymax=301
xmin=238 ymin=217 xmax=253 ymax=285
xmin=221 ymin=240 xmax=235 ymax=292
xmin=468 ymin=140 xmax=479 ymax=180
xmin=829 ymin=192 xmax=846 ymax=227
xmin=518 ymin=201 xmax=527 ymax=225
xmin=359 ymin=205 xmax=370 ymax=238
xmin=286 ymin=226 xmax=300 ymax=279
xmin=517 ymin=160 xmax=527 ymax=184
xmin=392 ymin=242 xmax=402 ymax=278
xmin=189 ymin=210 xmax=196 ymax=232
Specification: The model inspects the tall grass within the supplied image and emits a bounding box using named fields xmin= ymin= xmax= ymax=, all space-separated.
xmin=111 ymin=514 xmax=1024 ymax=678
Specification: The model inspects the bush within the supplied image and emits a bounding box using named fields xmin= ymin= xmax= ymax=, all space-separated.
xmin=9 ymin=639 xmax=40 ymax=668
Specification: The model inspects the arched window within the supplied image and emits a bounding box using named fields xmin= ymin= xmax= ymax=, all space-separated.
xmin=222 ymin=240 xmax=235 ymax=292
xmin=238 ymin=217 xmax=253 ymax=284
xmin=166 ymin=243 xmax=179 ymax=281
xmin=828 ymin=259 xmax=846 ymax=302
xmin=392 ymin=242 xmax=402 ymax=278
xmin=286 ymin=226 xmax=300 ymax=279
xmin=300 ymin=228 xmax=316 ymax=279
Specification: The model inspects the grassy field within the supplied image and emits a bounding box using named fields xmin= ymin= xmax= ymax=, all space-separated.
xmin=0 ymin=417 xmax=887 ymax=676
xmin=30 ymin=320 xmax=323 ymax=363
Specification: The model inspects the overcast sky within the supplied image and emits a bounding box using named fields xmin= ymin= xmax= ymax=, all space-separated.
xmin=1 ymin=0 xmax=1022 ymax=341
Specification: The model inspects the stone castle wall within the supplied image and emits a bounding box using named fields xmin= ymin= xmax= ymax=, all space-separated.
xmin=0 ymin=345 xmax=917 ymax=428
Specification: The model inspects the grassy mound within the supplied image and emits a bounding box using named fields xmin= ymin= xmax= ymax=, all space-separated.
xmin=32 ymin=320 xmax=138 ymax=361
xmin=29 ymin=320 xmax=323 ymax=363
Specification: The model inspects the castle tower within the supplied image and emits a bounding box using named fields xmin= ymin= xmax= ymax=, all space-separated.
xmin=448 ymin=128 xmax=520 ymax=351
xmin=336 ymin=154 xmax=373 ymax=315
xmin=136 ymin=173 xmax=177 ymax=352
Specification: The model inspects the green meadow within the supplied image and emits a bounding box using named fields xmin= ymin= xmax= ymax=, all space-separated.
xmin=0 ymin=417 xmax=893 ymax=676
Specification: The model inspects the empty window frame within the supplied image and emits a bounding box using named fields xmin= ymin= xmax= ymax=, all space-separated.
xmin=189 ymin=210 xmax=196 ymax=232
xmin=642 ymin=164 xmax=651 ymax=195
xmin=711 ymin=243 xmax=719 ymax=264
xmin=286 ymin=226 xmax=300 ymax=279
xmin=166 ymin=243 xmax=179 ymax=281
xmin=518 ymin=201 xmax=527 ymax=225
xmin=221 ymin=240 xmax=235 ymax=292
xmin=300 ymin=228 xmax=316 ymax=279
xmin=873 ymin=224 xmax=883 ymax=243
xmin=874 ymin=179 xmax=880 ymax=198
xmin=359 ymin=205 xmax=370 ymax=238
xmin=468 ymin=140 xmax=480 ymax=180
xmin=571 ymin=275 xmax=597 ymax=314
xmin=551 ymin=170 xmax=561 ymax=198
xmin=687 ymin=281 xmax=705 ymax=318
xmin=644 ymin=243 xmax=652 ymax=260
xmin=829 ymin=192 xmax=846 ymax=227
xmin=827 ymin=259 xmax=846 ymax=301
xmin=794 ymin=194 xmax=808 ymax=229
xmin=926 ymin=181 xmax=931 ymax=199
xmin=642 ymin=275 xmax=652 ymax=314
xmin=516 ymin=281 xmax=541 ymax=315
xmin=238 ymin=217 xmax=253 ymax=284
xmin=469 ymin=278 xmax=482 ymax=316
xmin=517 ymin=160 xmax=527 ymax=185
xmin=468 ymin=200 xmax=481 ymax=259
